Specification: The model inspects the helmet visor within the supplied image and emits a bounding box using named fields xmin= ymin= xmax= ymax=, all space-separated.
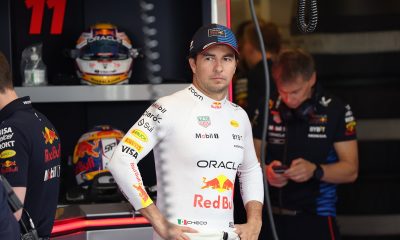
xmin=80 ymin=40 xmax=130 ymax=60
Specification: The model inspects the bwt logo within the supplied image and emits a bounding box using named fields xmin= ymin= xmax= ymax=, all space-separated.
xmin=232 ymin=134 xmax=243 ymax=141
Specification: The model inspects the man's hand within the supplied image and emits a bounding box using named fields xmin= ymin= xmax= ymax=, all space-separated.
xmin=154 ymin=221 xmax=198 ymax=240
xmin=266 ymin=160 xmax=289 ymax=187
xmin=140 ymin=204 xmax=197 ymax=240
xmin=234 ymin=220 xmax=262 ymax=240
xmin=236 ymin=200 xmax=263 ymax=240
xmin=284 ymin=158 xmax=316 ymax=183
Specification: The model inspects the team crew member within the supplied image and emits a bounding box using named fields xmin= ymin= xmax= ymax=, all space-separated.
xmin=239 ymin=20 xmax=281 ymax=122
xmin=253 ymin=49 xmax=358 ymax=240
xmin=0 ymin=51 xmax=61 ymax=239
xmin=109 ymin=24 xmax=264 ymax=240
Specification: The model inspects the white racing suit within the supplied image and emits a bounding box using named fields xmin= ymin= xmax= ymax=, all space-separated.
xmin=108 ymin=84 xmax=264 ymax=240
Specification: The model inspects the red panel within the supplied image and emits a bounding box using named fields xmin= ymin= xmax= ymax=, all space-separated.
xmin=226 ymin=0 xmax=233 ymax=101
xmin=52 ymin=217 xmax=150 ymax=236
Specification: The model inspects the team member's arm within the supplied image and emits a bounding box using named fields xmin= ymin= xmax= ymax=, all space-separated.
xmin=235 ymin=200 xmax=263 ymax=240
xmin=0 ymin=125 xmax=30 ymax=220
xmin=235 ymin=115 xmax=264 ymax=240
xmin=319 ymin=140 xmax=358 ymax=183
xmin=12 ymin=188 xmax=26 ymax=220
xmin=320 ymin=104 xmax=358 ymax=183
xmin=284 ymin=140 xmax=358 ymax=183
xmin=284 ymin=104 xmax=358 ymax=183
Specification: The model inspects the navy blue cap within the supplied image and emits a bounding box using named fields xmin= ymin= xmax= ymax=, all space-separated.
xmin=189 ymin=24 xmax=239 ymax=57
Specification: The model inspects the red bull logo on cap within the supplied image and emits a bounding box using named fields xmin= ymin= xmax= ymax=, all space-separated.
xmin=42 ymin=127 xmax=58 ymax=144
xmin=201 ymin=174 xmax=234 ymax=193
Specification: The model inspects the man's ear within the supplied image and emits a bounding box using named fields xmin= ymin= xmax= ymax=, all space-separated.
xmin=309 ymin=72 xmax=316 ymax=86
xmin=188 ymin=58 xmax=196 ymax=74
xmin=234 ymin=58 xmax=238 ymax=71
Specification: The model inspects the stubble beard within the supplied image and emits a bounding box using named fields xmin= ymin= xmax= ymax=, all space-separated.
xmin=205 ymin=81 xmax=229 ymax=95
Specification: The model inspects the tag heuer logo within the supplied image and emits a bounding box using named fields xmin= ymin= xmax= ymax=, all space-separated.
xmin=197 ymin=116 xmax=211 ymax=128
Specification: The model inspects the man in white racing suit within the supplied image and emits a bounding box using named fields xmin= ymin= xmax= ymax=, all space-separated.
xmin=108 ymin=24 xmax=264 ymax=240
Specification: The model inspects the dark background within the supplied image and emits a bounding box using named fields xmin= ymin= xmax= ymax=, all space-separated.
xmin=6 ymin=0 xmax=204 ymax=86
xmin=1 ymin=1 xmax=400 ymax=239
xmin=298 ymin=0 xmax=400 ymax=217
xmin=0 ymin=0 xmax=204 ymax=202
xmin=290 ymin=2 xmax=400 ymax=238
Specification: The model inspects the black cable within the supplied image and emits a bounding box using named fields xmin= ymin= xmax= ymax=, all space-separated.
xmin=297 ymin=0 xmax=318 ymax=33
xmin=247 ymin=1 xmax=278 ymax=239
xmin=20 ymin=208 xmax=39 ymax=240
xmin=279 ymin=120 xmax=289 ymax=211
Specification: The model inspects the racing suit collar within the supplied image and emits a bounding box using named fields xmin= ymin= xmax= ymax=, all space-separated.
xmin=187 ymin=84 xmax=228 ymax=109
xmin=0 ymin=96 xmax=32 ymax=122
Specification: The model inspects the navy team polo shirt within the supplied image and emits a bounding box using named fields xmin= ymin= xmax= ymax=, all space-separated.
xmin=0 ymin=96 xmax=61 ymax=238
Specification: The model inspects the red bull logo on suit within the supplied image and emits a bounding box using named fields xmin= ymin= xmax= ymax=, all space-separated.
xmin=201 ymin=174 xmax=234 ymax=192
xmin=193 ymin=174 xmax=234 ymax=209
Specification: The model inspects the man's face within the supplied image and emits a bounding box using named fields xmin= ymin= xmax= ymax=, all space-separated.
xmin=189 ymin=45 xmax=237 ymax=98
xmin=275 ymin=70 xmax=316 ymax=109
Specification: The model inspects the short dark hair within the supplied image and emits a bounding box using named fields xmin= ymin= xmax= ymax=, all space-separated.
xmin=243 ymin=20 xmax=282 ymax=54
xmin=273 ymin=49 xmax=315 ymax=83
xmin=0 ymin=52 xmax=13 ymax=92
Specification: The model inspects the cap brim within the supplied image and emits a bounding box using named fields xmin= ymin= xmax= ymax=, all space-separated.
xmin=198 ymin=43 xmax=240 ymax=58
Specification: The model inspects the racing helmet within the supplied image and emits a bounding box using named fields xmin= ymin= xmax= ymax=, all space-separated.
xmin=75 ymin=23 xmax=138 ymax=85
xmin=72 ymin=125 xmax=124 ymax=201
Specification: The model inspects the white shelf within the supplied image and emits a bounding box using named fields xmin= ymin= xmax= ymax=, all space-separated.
xmin=15 ymin=84 xmax=190 ymax=103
